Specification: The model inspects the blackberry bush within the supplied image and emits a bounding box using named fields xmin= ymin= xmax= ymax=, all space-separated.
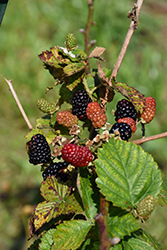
xmin=21 ymin=2 xmax=166 ymax=250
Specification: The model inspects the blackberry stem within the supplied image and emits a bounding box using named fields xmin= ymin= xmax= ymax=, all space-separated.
xmin=109 ymin=0 xmax=143 ymax=84
xmin=141 ymin=123 xmax=145 ymax=137
xmin=1 ymin=75 xmax=33 ymax=130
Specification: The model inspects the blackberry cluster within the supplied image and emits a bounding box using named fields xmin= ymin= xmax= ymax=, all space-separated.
xmin=110 ymin=122 xmax=132 ymax=141
xmin=42 ymin=161 xmax=69 ymax=182
xmin=71 ymin=89 xmax=92 ymax=120
xmin=61 ymin=143 xmax=93 ymax=167
xmin=28 ymin=134 xmax=51 ymax=165
xmin=115 ymin=99 xmax=137 ymax=121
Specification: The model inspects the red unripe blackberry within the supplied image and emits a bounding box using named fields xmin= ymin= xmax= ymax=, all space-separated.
xmin=28 ymin=134 xmax=51 ymax=165
xmin=61 ymin=143 xmax=93 ymax=167
xmin=110 ymin=122 xmax=132 ymax=141
xmin=56 ymin=111 xmax=78 ymax=128
xmin=115 ymin=99 xmax=137 ymax=121
xmin=86 ymin=102 xmax=107 ymax=128
xmin=141 ymin=97 xmax=156 ymax=124
xmin=118 ymin=117 xmax=137 ymax=134
xmin=71 ymin=89 xmax=92 ymax=120
xmin=42 ymin=161 xmax=69 ymax=182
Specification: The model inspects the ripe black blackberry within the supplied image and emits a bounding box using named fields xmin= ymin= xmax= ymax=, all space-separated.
xmin=110 ymin=122 xmax=132 ymax=141
xmin=42 ymin=161 xmax=69 ymax=182
xmin=28 ymin=134 xmax=51 ymax=165
xmin=115 ymin=99 xmax=137 ymax=121
xmin=71 ymin=89 xmax=92 ymax=120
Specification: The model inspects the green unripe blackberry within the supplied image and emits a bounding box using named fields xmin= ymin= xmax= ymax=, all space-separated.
xmin=37 ymin=98 xmax=57 ymax=114
xmin=65 ymin=33 xmax=77 ymax=50
xmin=136 ymin=195 xmax=157 ymax=219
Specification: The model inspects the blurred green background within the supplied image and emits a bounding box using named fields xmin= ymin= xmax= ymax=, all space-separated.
xmin=0 ymin=0 xmax=167 ymax=249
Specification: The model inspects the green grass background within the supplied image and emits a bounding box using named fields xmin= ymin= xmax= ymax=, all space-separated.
xmin=0 ymin=0 xmax=167 ymax=249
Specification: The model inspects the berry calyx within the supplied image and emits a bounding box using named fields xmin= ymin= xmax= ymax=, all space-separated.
xmin=140 ymin=97 xmax=156 ymax=124
xmin=56 ymin=111 xmax=78 ymax=128
xmin=117 ymin=117 xmax=137 ymax=134
xmin=61 ymin=143 xmax=93 ymax=167
xmin=86 ymin=102 xmax=107 ymax=128
xmin=110 ymin=122 xmax=132 ymax=141
xmin=115 ymin=99 xmax=137 ymax=121
xmin=136 ymin=195 xmax=157 ymax=219
xmin=71 ymin=89 xmax=92 ymax=121
xmin=28 ymin=134 xmax=51 ymax=165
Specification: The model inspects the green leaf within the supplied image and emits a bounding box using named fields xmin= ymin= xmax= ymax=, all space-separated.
xmin=64 ymin=70 xmax=85 ymax=91
xmin=39 ymin=229 xmax=56 ymax=250
xmin=113 ymin=81 xmax=145 ymax=113
xmin=111 ymin=244 xmax=122 ymax=250
xmin=78 ymin=168 xmax=98 ymax=219
xmin=132 ymin=229 xmax=161 ymax=250
xmin=25 ymin=128 xmax=44 ymax=142
xmin=71 ymin=48 xmax=87 ymax=60
xmin=33 ymin=177 xmax=83 ymax=231
xmin=95 ymin=138 xmax=162 ymax=210
xmin=157 ymin=174 xmax=167 ymax=206
xmin=108 ymin=206 xmax=139 ymax=238
xmin=85 ymin=74 xmax=96 ymax=91
xmin=122 ymin=238 xmax=155 ymax=249
xmin=36 ymin=116 xmax=51 ymax=129
xmin=52 ymin=220 xmax=93 ymax=250
xmin=63 ymin=61 xmax=87 ymax=76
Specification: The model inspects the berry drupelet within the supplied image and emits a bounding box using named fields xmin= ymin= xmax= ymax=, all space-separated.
xmin=28 ymin=134 xmax=51 ymax=165
xmin=42 ymin=161 xmax=69 ymax=182
xmin=115 ymin=99 xmax=137 ymax=121
xmin=71 ymin=89 xmax=92 ymax=121
xmin=110 ymin=122 xmax=132 ymax=141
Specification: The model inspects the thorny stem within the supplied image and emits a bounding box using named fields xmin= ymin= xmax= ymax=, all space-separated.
xmin=85 ymin=0 xmax=94 ymax=55
xmin=84 ymin=0 xmax=94 ymax=74
xmin=1 ymin=75 xmax=33 ymax=130
xmin=132 ymin=132 xmax=167 ymax=145
xmin=95 ymin=195 xmax=111 ymax=250
xmin=109 ymin=0 xmax=144 ymax=85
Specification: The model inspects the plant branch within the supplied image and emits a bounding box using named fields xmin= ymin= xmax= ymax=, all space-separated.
xmin=95 ymin=195 xmax=111 ymax=250
xmin=109 ymin=0 xmax=144 ymax=85
xmin=84 ymin=0 xmax=94 ymax=55
xmin=132 ymin=131 xmax=167 ymax=145
xmin=1 ymin=75 xmax=33 ymax=130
